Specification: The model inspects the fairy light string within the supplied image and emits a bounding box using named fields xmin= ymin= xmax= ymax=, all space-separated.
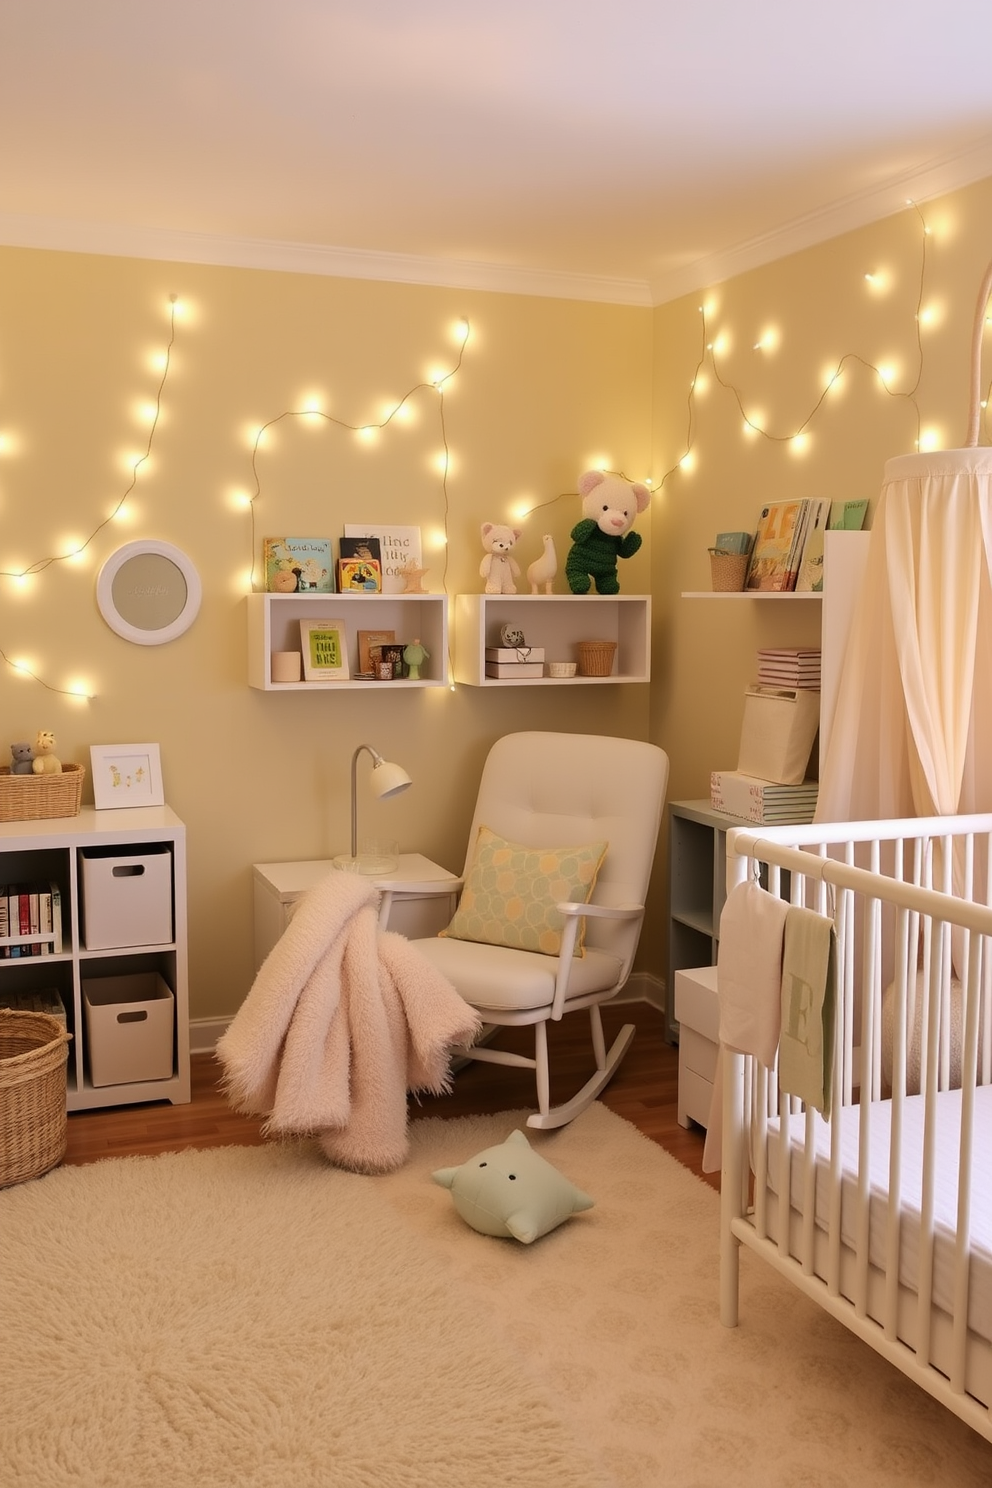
xmin=0 ymin=294 xmax=181 ymax=697
xmin=247 ymin=320 xmax=470 ymax=595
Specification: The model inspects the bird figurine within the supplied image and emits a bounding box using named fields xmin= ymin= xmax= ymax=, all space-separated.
xmin=526 ymin=534 xmax=558 ymax=594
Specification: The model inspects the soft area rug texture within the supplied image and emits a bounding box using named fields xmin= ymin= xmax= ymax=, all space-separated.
xmin=3 ymin=1104 xmax=991 ymax=1488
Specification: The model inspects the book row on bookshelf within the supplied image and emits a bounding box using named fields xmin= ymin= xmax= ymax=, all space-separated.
xmin=738 ymin=496 xmax=867 ymax=594
xmin=295 ymin=622 xmax=430 ymax=682
xmin=0 ymin=881 xmax=63 ymax=957
xmin=262 ymin=527 xmax=423 ymax=595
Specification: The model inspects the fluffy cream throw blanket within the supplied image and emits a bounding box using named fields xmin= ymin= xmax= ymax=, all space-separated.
xmin=216 ymin=871 xmax=480 ymax=1173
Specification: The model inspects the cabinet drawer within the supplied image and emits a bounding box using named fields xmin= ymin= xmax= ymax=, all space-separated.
xmin=678 ymin=1066 xmax=715 ymax=1129
xmin=680 ymin=1027 xmax=718 ymax=1083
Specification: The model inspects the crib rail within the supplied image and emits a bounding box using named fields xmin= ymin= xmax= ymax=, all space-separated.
xmin=718 ymin=811 xmax=992 ymax=1443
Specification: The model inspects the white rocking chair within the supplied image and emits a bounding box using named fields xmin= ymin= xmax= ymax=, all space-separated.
xmin=409 ymin=731 xmax=669 ymax=1128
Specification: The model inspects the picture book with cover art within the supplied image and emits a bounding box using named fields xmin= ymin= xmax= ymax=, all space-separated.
xmin=343 ymin=524 xmax=422 ymax=594
xmin=744 ymin=500 xmax=810 ymax=592
xmin=337 ymin=536 xmax=383 ymax=592
xmin=263 ymin=537 xmax=333 ymax=593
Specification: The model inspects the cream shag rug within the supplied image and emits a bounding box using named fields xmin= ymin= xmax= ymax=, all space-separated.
xmin=4 ymin=1103 xmax=992 ymax=1488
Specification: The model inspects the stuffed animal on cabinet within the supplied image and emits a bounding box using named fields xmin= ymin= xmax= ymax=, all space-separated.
xmin=565 ymin=470 xmax=650 ymax=595
xmin=479 ymin=523 xmax=521 ymax=595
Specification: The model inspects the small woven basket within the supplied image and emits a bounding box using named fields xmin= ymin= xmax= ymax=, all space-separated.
xmin=0 ymin=1009 xmax=72 ymax=1187
xmin=0 ymin=762 xmax=85 ymax=823
xmin=708 ymin=550 xmax=750 ymax=592
xmin=576 ymin=640 xmax=618 ymax=677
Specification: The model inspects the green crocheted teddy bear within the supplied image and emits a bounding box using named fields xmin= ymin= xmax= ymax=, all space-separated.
xmin=565 ymin=470 xmax=650 ymax=595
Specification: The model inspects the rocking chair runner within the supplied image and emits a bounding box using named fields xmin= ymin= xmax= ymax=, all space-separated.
xmin=409 ymin=731 xmax=669 ymax=1128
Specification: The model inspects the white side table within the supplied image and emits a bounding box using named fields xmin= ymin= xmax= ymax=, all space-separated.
xmin=252 ymin=853 xmax=461 ymax=971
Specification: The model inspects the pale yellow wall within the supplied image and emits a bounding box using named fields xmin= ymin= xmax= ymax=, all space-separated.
xmin=0 ymin=247 xmax=653 ymax=1021
xmin=7 ymin=172 xmax=992 ymax=1025
xmin=649 ymin=174 xmax=992 ymax=963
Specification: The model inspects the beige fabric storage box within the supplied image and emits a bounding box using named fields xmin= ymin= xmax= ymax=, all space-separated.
xmin=83 ymin=973 xmax=174 ymax=1086
xmin=737 ymin=685 xmax=820 ymax=785
xmin=79 ymin=848 xmax=173 ymax=950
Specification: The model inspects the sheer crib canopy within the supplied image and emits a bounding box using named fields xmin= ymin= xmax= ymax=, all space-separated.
xmin=817 ymin=258 xmax=992 ymax=824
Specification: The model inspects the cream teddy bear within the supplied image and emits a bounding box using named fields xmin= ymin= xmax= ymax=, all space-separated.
xmin=31 ymin=730 xmax=63 ymax=774
xmin=479 ymin=523 xmax=521 ymax=595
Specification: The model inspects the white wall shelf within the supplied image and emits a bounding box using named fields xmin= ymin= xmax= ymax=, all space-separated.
xmin=453 ymin=593 xmax=651 ymax=686
xmin=247 ymin=592 xmax=449 ymax=690
xmin=680 ymin=591 xmax=823 ymax=600
xmin=0 ymin=806 xmax=190 ymax=1111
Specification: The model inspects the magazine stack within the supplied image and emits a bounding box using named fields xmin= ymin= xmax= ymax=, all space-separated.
xmin=711 ymin=649 xmax=820 ymax=824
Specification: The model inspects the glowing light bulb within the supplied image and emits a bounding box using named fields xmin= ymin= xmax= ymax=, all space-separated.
xmin=679 ymin=451 xmax=696 ymax=473
xmin=693 ymin=372 xmax=709 ymax=396
xmin=250 ymin=426 xmax=268 ymax=449
xmin=511 ymin=501 xmax=532 ymax=523
xmin=753 ymin=327 xmax=779 ymax=353
xmin=453 ymin=318 xmax=470 ymax=344
xmin=919 ymin=427 xmax=941 ymax=451
xmin=149 ymin=352 xmax=168 ymax=372
xmin=356 ymin=425 xmax=378 ymax=443
xmin=426 ymin=526 xmax=448 ymax=550
xmin=742 ymin=417 xmax=760 ymax=438
xmin=433 ymin=451 xmax=450 ymax=475
xmin=711 ymin=333 xmax=729 ymax=357
xmin=136 ymin=402 xmax=157 ymax=424
xmin=790 ymin=433 xmax=809 ymax=456
xmin=823 ymin=365 xmax=843 ymax=392
xmin=877 ymin=363 xmax=896 ymax=388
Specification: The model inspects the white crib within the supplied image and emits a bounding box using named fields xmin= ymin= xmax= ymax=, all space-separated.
xmin=718 ymin=812 xmax=992 ymax=1444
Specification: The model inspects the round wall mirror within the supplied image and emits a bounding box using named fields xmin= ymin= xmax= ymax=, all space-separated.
xmin=96 ymin=541 xmax=202 ymax=645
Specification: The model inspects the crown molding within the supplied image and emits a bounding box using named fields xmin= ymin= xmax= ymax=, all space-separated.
xmin=648 ymin=136 xmax=992 ymax=307
xmin=0 ymin=213 xmax=652 ymax=307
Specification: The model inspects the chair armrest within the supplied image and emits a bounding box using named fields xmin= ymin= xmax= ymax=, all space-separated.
xmin=549 ymin=901 xmax=645 ymax=1020
xmin=557 ymin=901 xmax=643 ymax=921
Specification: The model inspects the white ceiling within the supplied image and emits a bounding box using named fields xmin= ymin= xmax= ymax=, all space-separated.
xmin=3 ymin=1 xmax=992 ymax=305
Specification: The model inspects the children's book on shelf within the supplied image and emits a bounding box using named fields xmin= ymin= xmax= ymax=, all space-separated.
xmin=710 ymin=770 xmax=818 ymax=824
xmin=357 ymin=628 xmax=396 ymax=674
xmin=337 ymin=557 xmax=383 ymax=592
xmin=299 ymin=618 xmax=350 ymax=681
xmin=343 ymin=524 xmax=422 ymax=595
xmin=263 ymin=537 xmax=334 ymax=593
xmin=827 ymin=498 xmax=869 ymax=531
xmin=794 ymin=498 xmax=832 ymax=592
xmin=744 ymin=500 xmax=811 ymax=591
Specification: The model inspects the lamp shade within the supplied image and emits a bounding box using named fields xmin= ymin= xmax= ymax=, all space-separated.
xmin=369 ymin=758 xmax=412 ymax=800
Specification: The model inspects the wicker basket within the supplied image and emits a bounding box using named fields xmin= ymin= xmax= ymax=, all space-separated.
xmin=576 ymin=640 xmax=618 ymax=677
xmin=708 ymin=550 xmax=750 ymax=592
xmin=0 ymin=1009 xmax=72 ymax=1187
xmin=0 ymin=762 xmax=85 ymax=823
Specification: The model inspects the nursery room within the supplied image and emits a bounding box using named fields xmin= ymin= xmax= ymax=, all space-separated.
xmin=3 ymin=5 xmax=992 ymax=1485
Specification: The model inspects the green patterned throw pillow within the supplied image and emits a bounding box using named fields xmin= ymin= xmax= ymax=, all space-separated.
xmin=440 ymin=826 xmax=607 ymax=956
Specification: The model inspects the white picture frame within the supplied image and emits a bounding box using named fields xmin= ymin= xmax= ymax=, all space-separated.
xmin=300 ymin=618 xmax=350 ymax=681
xmin=90 ymin=743 xmax=165 ymax=809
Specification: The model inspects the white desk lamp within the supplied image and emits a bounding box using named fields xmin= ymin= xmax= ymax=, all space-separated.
xmin=334 ymin=743 xmax=412 ymax=874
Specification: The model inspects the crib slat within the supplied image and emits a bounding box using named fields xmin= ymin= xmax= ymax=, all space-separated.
xmin=950 ymin=932 xmax=983 ymax=1392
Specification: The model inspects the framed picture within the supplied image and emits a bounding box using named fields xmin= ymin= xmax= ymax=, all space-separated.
xmin=90 ymin=744 xmax=165 ymax=809
xmin=300 ymin=618 xmax=350 ymax=681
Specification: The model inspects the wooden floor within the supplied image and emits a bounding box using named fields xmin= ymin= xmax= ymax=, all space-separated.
xmin=62 ymin=1002 xmax=716 ymax=1189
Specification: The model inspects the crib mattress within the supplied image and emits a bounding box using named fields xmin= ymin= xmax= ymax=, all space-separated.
xmin=764 ymin=1083 xmax=992 ymax=1343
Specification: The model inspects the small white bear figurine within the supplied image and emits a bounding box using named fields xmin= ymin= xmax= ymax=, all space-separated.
xmin=31 ymin=730 xmax=63 ymax=774
xmin=479 ymin=523 xmax=521 ymax=595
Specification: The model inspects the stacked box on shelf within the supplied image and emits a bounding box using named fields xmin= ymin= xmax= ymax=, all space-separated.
xmin=484 ymin=646 xmax=545 ymax=680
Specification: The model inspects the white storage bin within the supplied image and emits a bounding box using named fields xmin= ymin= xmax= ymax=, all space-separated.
xmin=737 ymin=685 xmax=820 ymax=786
xmin=79 ymin=848 xmax=173 ymax=950
xmin=674 ymin=965 xmax=720 ymax=1130
xmin=83 ymin=973 xmax=174 ymax=1086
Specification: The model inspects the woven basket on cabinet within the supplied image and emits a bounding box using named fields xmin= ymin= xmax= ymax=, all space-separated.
xmin=0 ymin=762 xmax=85 ymax=823
xmin=0 ymin=1009 xmax=72 ymax=1187
xmin=708 ymin=550 xmax=750 ymax=592
xmin=576 ymin=640 xmax=618 ymax=677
